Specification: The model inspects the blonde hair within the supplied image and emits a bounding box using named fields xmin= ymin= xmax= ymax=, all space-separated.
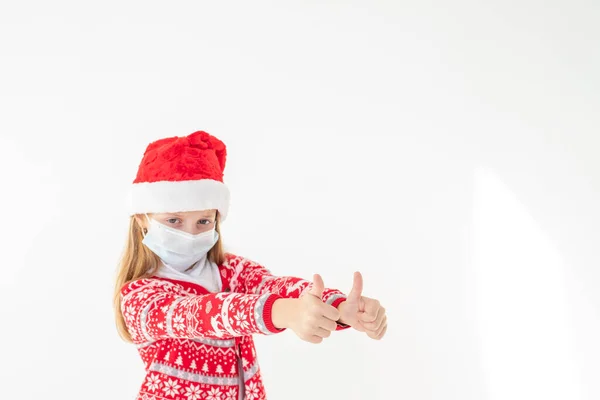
xmin=113 ymin=212 xmax=226 ymax=343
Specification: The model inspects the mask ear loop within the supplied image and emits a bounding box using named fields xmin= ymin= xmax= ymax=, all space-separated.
xmin=141 ymin=213 xmax=150 ymax=238
xmin=214 ymin=210 xmax=219 ymax=232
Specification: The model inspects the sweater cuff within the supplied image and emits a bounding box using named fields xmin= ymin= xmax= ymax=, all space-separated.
xmin=257 ymin=293 xmax=285 ymax=334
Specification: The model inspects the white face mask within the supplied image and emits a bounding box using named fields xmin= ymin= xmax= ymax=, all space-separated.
xmin=141 ymin=214 xmax=219 ymax=271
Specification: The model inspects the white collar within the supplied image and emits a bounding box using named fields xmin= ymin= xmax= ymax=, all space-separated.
xmin=154 ymin=255 xmax=222 ymax=292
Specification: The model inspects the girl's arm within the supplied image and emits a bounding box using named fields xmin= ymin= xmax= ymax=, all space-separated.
xmin=227 ymin=254 xmax=350 ymax=329
xmin=120 ymin=278 xmax=283 ymax=344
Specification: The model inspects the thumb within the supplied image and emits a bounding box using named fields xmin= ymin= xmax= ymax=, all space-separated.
xmin=308 ymin=274 xmax=325 ymax=298
xmin=347 ymin=271 xmax=363 ymax=302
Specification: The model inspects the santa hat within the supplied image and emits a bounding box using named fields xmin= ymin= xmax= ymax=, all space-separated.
xmin=128 ymin=130 xmax=230 ymax=221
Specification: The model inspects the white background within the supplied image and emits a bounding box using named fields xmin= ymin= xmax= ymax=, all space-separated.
xmin=0 ymin=1 xmax=599 ymax=399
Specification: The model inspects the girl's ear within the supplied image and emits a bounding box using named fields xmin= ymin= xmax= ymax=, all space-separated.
xmin=133 ymin=214 xmax=147 ymax=231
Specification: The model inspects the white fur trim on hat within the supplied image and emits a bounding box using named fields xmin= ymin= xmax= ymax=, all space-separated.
xmin=128 ymin=179 xmax=230 ymax=221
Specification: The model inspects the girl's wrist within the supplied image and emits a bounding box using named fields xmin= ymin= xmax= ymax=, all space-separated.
xmin=337 ymin=301 xmax=349 ymax=325
xmin=271 ymin=298 xmax=298 ymax=329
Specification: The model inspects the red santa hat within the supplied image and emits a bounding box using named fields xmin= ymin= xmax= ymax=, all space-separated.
xmin=128 ymin=130 xmax=231 ymax=221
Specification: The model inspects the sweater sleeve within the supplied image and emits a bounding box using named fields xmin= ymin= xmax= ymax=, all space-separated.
xmin=227 ymin=255 xmax=350 ymax=330
xmin=120 ymin=278 xmax=283 ymax=344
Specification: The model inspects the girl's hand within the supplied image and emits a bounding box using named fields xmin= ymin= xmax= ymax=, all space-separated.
xmin=338 ymin=272 xmax=387 ymax=340
xmin=271 ymin=274 xmax=340 ymax=344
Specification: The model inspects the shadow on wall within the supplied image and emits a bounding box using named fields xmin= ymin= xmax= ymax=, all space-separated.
xmin=471 ymin=167 xmax=583 ymax=400
xmin=468 ymin=124 xmax=600 ymax=400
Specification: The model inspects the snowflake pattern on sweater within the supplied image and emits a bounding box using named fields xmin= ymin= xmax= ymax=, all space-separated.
xmin=121 ymin=253 xmax=349 ymax=400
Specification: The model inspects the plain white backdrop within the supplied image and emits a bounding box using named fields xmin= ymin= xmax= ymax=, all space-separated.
xmin=0 ymin=1 xmax=599 ymax=399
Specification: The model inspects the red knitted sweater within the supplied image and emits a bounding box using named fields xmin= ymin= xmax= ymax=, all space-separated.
xmin=120 ymin=253 xmax=349 ymax=400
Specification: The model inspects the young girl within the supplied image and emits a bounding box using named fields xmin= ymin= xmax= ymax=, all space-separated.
xmin=114 ymin=130 xmax=387 ymax=400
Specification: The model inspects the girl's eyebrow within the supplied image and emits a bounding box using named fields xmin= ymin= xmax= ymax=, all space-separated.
xmin=171 ymin=213 xmax=214 ymax=218
xmin=165 ymin=212 xmax=215 ymax=218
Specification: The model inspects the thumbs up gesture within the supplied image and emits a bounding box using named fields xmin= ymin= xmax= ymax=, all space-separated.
xmin=338 ymin=272 xmax=387 ymax=340
xmin=271 ymin=274 xmax=341 ymax=344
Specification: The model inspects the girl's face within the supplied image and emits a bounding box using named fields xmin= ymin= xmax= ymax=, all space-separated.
xmin=139 ymin=209 xmax=218 ymax=235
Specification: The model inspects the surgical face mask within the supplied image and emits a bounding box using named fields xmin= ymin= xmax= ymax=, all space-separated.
xmin=141 ymin=214 xmax=219 ymax=271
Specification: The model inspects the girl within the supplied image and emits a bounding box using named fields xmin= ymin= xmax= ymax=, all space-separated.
xmin=114 ymin=130 xmax=387 ymax=400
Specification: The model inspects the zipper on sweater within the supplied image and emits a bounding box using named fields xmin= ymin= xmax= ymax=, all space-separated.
xmin=235 ymin=337 xmax=245 ymax=400
xmin=234 ymin=337 xmax=241 ymax=357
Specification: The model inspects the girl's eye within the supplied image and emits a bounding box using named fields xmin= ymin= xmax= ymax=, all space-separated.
xmin=167 ymin=218 xmax=180 ymax=224
xmin=198 ymin=219 xmax=211 ymax=225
